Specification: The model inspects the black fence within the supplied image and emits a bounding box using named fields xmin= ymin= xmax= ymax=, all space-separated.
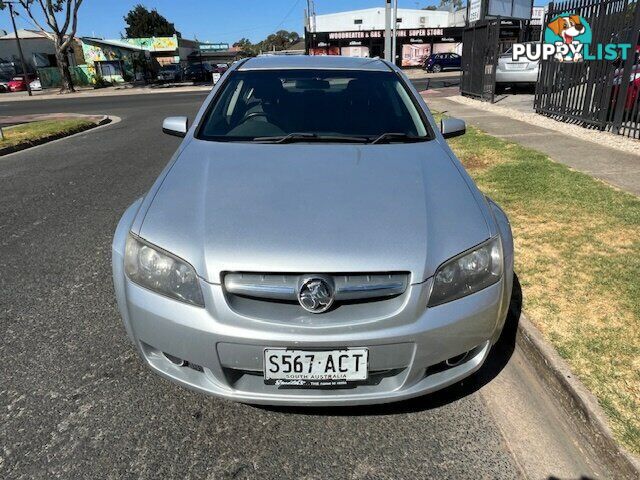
xmin=461 ymin=19 xmax=501 ymax=102
xmin=534 ymin=0 xmax=640 ymax=138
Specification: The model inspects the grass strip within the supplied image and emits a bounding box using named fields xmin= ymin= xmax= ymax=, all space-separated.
xmin=438 ymin=114 xmax=640 ymax=454
xmin=0 ymin=119 xmax=97 ymax=155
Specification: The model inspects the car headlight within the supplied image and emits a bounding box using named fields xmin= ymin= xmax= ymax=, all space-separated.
xmin=427 ymin=237 xmax=502 ymax=307
xmin=124 ymin=234 xmax=204 ymax=307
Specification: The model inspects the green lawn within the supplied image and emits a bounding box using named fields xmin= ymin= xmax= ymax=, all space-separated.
xmin=440 ymin=115 xmax=640 ymax=454
xmin=0 ymin=119 xmax=96 ymax=153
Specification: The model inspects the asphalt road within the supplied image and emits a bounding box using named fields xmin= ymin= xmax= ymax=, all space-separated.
xmin=0 ymin=89 xmax=610 ymax=479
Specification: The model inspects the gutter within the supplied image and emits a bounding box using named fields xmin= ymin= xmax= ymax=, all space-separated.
xmin=516 ymin=312 xmax=640 ymax=479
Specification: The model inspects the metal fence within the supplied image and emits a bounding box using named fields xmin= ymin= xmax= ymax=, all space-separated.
xmin=534 ymin=0 xmax=640 ymax=138
xmin=461 ymin=19 xmax=501 ymax=102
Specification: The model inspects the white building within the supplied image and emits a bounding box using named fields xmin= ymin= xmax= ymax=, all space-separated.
xmin=0 ymin=29 xmax=79 ymax=74
xmin=311 ymin=7 xmax=467 ymax=32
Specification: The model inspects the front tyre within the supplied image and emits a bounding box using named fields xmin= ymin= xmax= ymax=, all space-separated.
xmin=432 ymin=64 xmax=442 ymax=73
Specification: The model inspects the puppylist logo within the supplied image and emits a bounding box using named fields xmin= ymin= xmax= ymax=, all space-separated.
xmin=512 ymin=13 xmax=632 ymax=62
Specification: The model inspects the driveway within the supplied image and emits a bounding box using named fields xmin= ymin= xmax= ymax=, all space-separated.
xmin=493 ymin=85 xmax=535 ymax=113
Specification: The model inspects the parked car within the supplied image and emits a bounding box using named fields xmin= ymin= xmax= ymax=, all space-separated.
xmin=183 ymin=64 xmax=212 ymax=82
xmin=29 ymin=78 xmax=42 ymax=91
xmin=7 ymin=74 xmax=37 ymax=92
xmin=157 ymin=64 xmax=183 ymax=82
xmin=423 ymin=53 xmax=461 ymax=73
xmin=212 ymin=63 xmax=229 ymax=74
xmin=496 ymin=42 xmax=540 ymax=88
xmin=610 ymin=64 xmax=640 ymax=117
xmin=112 ymin=56 xmax=514 ymax=406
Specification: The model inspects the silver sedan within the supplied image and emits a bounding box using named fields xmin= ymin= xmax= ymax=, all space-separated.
xmin=112 ymin=56 xmax=514 ymax=406
xmin=496 ymin=42 xmax=540 ymax=86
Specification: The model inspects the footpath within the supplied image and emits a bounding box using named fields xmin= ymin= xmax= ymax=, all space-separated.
xmin=423 ymin=92 xmax=640 ymax=196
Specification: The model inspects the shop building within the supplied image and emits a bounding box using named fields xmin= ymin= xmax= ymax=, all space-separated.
xmin=187 ymin=42 xmax=243 ymax=66
xmin=306 ymin=8 xmax=466 ymax=67
xmin=77 ymin=35 xmax=202 ymax=83
xmin=118 ymin=35 xmax=199 ymax=66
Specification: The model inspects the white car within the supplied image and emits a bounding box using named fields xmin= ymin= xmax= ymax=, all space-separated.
xmin=29 ymin=78 xmax=42 ymax=91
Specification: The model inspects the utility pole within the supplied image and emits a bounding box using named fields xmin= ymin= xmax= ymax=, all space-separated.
xmin=391 ymin=0 xmax=398 ymax=65
xmin=306 ymin=0 xmax=315 ymax=33
xmin=6 ymin=2 xmax=32 ymax=96
xmin=384 ymin=0 xmax=392 ymax=61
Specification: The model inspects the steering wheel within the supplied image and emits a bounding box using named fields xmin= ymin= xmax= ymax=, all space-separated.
xmin=243 ymin=112 xmax=268 ymax=120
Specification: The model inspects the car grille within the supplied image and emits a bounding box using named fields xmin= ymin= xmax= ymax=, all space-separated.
xmin=224 ymin=272 xmax=409 ymax=303
xmin=221 ymin=272 xmax=412 ymax=323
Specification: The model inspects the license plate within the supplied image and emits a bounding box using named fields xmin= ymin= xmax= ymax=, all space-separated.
xmin=264 ymin=348 xmax=368 ymax=386
xmin=506 ymin=63 xmax=527 ymax=70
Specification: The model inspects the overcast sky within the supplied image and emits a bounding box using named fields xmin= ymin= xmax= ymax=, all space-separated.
xmin=0 ymin=0 xmax=548 ymax=44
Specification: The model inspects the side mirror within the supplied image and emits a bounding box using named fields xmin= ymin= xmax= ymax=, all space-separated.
xmin=440 ymin=118 xmax=466 ymax=139
xmin=162 ymin=116 xmax=188 ymax=137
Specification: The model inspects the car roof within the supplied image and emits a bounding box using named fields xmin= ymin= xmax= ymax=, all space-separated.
xmin=239 ymin=55 xmax=391 ymax=72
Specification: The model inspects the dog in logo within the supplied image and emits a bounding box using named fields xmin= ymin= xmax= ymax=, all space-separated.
xmin=548 ymin=15 xmax=587 ymax=62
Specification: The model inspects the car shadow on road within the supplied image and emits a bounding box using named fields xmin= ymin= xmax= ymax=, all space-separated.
xmin=257 ymin=274 xmax=523 ymax=417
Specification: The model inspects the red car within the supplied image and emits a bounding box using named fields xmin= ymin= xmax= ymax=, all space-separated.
xmin=611 ymin=64 xmax=640 ymax=113
xmin=8 ymin=74 xmax=37 ymax=92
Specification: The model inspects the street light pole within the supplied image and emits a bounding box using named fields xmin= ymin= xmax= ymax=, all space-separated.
xmin=391 ymin=0 xmax=398 ymax=66
xmin=384 ymin=0 xmax=392 ymax=61
xmin=6 ymin=2 xmax=32 ymax=96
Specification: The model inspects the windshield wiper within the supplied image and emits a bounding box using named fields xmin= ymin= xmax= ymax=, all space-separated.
xmin=254 ymin=133 xmax=316 ymax=143
xmin=369 ymin=132 xmax=426 ymax=144
xmin=253 ymin=133 xmax=368 ymax=144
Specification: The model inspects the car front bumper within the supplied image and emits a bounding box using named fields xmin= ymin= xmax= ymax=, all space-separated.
xmin=113 ymin=201 xmax=512 ymax=406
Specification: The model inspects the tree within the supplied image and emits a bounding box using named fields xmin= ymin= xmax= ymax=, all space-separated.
xmin=233 ymin=37 xmax=256 ymax=57
xmin=0 ymin=0 xmax=84 ymax=93
xmin=232 ymin=31 xmax=301 ymax=56
xmin=437 ymin=0 xmax=463 ymax=11
xmin=257 ymin=30 xmax=300 ymax=53
xmin=233 ymin=37 xmax=253 ymax=50
xmin=123 ymin=4 xmax=179 ymax=38
xmin=422 ymin=5 xmax=438 ymax=10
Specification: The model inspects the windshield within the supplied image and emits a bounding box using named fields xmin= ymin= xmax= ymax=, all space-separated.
xmin=197 ymin=69 xmax=430 ymax=142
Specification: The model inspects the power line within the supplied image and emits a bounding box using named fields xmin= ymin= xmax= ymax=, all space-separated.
xmin=273 ymin=0 xmax=302 ymax=31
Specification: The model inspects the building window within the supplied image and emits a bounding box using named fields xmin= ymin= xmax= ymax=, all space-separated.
xmin=96 ymin=60 xmax=124 ymax=78
xmin=354 ymin=19 xmax=363 ymax=25
xmin=396 ymin=18 xmax=402 ymax=23
xmin=419 ymin=16 xmax=426 ymax=23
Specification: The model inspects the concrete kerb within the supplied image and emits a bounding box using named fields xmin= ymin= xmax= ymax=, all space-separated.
xmin=516 ymin=313 xmax=640 ymax=479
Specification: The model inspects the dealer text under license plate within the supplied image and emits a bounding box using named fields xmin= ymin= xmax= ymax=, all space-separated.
xmin=264 ymin=348 xmax=368 ymax=386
